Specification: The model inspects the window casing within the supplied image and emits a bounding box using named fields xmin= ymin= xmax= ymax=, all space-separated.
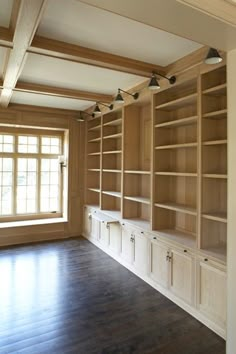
xmin=0 ymin=128 xmax=64 ymax=222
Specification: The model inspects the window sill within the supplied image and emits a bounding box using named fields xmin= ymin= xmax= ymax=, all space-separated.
xmin=0 ymin=217 xmax=68 ymax=229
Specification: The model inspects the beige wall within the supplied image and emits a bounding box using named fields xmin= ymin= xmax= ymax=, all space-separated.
xmin=227 ymin=49 xmax=236 ymax=354
xmin=0 ymin=104 xmax=84 ymax=246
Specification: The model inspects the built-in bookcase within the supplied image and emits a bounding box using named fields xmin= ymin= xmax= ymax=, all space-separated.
xmin=123 ymin=99 xmax=152 ymax=225
xmin=86 ymin=116 xmax=101 ymax=206
xmin=84 ymin=63 xmax=227 ymax=262
xmin=101 ymin=109 xmax=123 ymax=212
xmin=200 ymin=65 xmax=227 ymax=260
xmin=153 ymin=78 xmax=198 ymax=248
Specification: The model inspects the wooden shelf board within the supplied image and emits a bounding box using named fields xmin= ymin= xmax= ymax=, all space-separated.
xmin=103 ymin=150 xmax=122 ymax=154
xmin=124 ymin=170 xmax=151 ymax=175
xmin=102 ymin=191 xmax=121 ymax=198
xmin=155 ymin=229 xmax=197 ymax=249
xmin=88 ymin=137 xmax=101 ymax=143
xmin=155 ymin=116 xmax=198 ymax=129
xmin=123 ymin=218 xmax=151 ymax=231
xmin=103 ymin=133 xmax=122 ymax=139
xmin=88 ymin=125 xmax=101 ymax=131
xmin=203 ymin=109 xmax=227 ymax=119
xmin=202 ymin=83 xmax=226 ymax=96
xmin=154 ymin=202 xmax=197 ymax=216
xmin=200 ymin=246 xmax=226 ymax=263
xmin=99 ymin=209 xmax=122 ymax=220
xmin=202 ymin=212 xmax=227 ymax=223
xmin=124 ymin=196 xmax=150 ymax=205
xmin=88 ymin=169 xmax=100 ymax=172
xmin=103 ymin=118 xmax=122 ymax=126
xmin=203 ymin=173 xmax=227 ymax=179
xmin=203 ymin=139 xmax=227 ymax=146
xmin=103 ymin=169 xmax=121 ymax=173
xmin=155 ymin=93 xmax=197 ymax=111
xmin=88 ymin=188 xmax=100 ymax=193
xmin=155 ymin=142 xmax=197 ymax=150
xmin=88 ymin=152 xmax=101 ymax=156
xmin=155 ymin=172 xmax=197 ymax=177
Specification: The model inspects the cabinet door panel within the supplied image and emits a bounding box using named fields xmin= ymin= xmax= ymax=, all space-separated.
xmin=91 ymin=217 xmax=100 ymax=240
xmin=150 ymin=240 xmax=169 ymax=288
xmin=133 ymin=232 xmax=149 ymax=275
xmin=121 ymin=227 xmax=134 ymax=264
xmin=170 ymin=249 xmax=194 ymax=304
xmin=99 ymin=222 xmax=109 ymax=247
xmin=198 ymin=261 xmax=226 ymax=328
xmin=83 ymin=207 xmax=91 ymax=237
xmin=109 ymin=223 xmax=121 ymax=254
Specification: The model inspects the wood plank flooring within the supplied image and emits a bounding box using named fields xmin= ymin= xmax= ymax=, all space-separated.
xmin=0 ymin=237 xmax=225 ymax=354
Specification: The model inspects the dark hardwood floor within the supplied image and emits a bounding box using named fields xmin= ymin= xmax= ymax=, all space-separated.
xmin=0 ymin=237 xmax=225 ymax=354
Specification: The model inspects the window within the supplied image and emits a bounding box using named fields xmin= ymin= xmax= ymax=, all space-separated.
xmin=0 ymin=128 xmax=64 ymax=221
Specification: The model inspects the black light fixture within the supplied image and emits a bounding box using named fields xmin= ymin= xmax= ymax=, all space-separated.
xmin=115 ymin=88 xmax=139 ymax=104
xmin=93 ymin=102 xmax=113 ymax=116
xmin=76 ymin=111 xmax=95 ymax=122
xmin=148 ymin=71 xmax=176 ymax=90
xmin=205 ymin=48 xmax=223 ymax=65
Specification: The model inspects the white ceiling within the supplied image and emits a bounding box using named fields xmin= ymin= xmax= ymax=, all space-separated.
xmin=79 ymin=0 xmax=236 ymax=51
xmin=37 ymin=0 xmax=202 ymax=66
xmin=0 ymin=0 xmax=13 ymax=27
xmin=11 ymin=91 xmax=94 ymax=110
xmin=19 ymin=53 xmax=145 ymax=94
xmin=0 ymin=47 xmax=7 ymax=79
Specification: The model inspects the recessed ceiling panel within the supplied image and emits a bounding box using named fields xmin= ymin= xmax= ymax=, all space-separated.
xmin=0 ymin=47 xmax=7 ymax=79
xmin=11 ymin=91 xmax=94 ymax=110
xmin=0 ymin=0 xmax=13 ymax=27
xmin=38 ymin=0 xmax=202 ymax=66
xmin=19 ymin=53 xmax=145 ymax=94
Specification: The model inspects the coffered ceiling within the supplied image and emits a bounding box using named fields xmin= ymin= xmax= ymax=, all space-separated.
xmin=0 ymin=0 xmax=229 ymax=112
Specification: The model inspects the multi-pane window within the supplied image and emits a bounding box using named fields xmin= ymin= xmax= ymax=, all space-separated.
xmin=0 ymin=130 xmax=64 ymax=220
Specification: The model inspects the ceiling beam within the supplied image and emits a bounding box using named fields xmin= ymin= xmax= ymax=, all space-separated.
xmin=28 ymin=35 xmax=165 ymax=78
xmin=14 ymin=81 xmax=113 ymax=103
xmin=10 ymin=0 xmax=22 ymax=33
xmin=0 ymin=0 xmax=48 ymax=108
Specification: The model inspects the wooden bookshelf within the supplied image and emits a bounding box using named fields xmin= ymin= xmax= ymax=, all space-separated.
xmin=153 ymin=78 xmax=198 ymax=245
xmin=84 ymin=64 xmax=227 ymax=262
xmin=200 ymin=65 xmax=227 ymax=260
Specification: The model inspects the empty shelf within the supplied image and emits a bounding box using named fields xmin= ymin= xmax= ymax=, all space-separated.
xmin=155 ymin=116 xmax=198 ymax=129
xmin=154 ymin=202 xmax=197 ymax=216
xmin=124 ymin=196 xmax=150 ymax=204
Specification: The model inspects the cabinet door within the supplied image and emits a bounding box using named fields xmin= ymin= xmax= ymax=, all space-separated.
xmin=170 ymin=249 xmax=194 ymax=304
xmin=99 ymin=222 xmax=109 ymax=247
xmin=133 ymin=231 xmax=149 ymax=275
xmin=150 ymin=239 xmax=169 ymax=288
xmin=83 ymin=207 xmax=91 ymax=237
xmin=91 ymin=217 xmax=100 ymax=240
xmin=121 ymin=226 xmax=134 ymax=264
xmin=198 ymin=259 xmax=227 ymax=328
xmin=109 ymin=223 xmax=121 ymax=254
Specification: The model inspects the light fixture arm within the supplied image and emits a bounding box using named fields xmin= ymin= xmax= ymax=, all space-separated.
xmin=152 ymin=71 xmax=176 ymax=85
xmin=97 ymin=102 xmax=113 ymax=110
xmin=118 ymin=88 xmax=139 ymax=100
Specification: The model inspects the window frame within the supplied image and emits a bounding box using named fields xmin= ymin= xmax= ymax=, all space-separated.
xmin=0 ymin=126 xmax=65 ymax=222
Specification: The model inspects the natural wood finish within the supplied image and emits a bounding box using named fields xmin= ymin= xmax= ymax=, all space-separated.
xmin=197 ymin=257 xmax=227 ymax=328
xmin=29 ymin=35 xmax=165 ymax=77
xmin=15 ymin=81 xmax=113 ymax=103
xmin=0 ymin=26 xmax=13 ymax=48
xmin=0 ymin=104 xmax=82 ymax=246
xmin=0 ymin=0 xmax=48 ymax=107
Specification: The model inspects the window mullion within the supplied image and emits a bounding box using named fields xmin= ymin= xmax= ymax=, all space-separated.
xmin=13 ymin=136 xmax=18 ymax=216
